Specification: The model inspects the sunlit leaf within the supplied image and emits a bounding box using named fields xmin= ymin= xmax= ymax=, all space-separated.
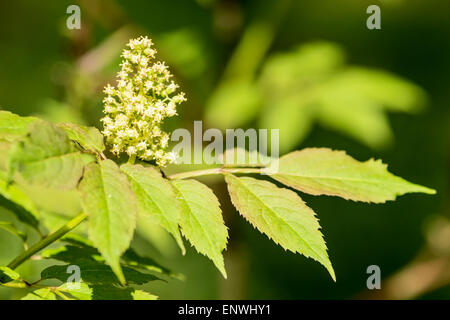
xmin=171 ymin=179 xmax=228 ymax=278
xmin=0 ymin=266 xmax=20 ymax=284
xmin=0 ymin=111 xmax=37 ymax=142
xmin=58 ymin=122 xmax=105 ymax=153
xmin=271 ymin=148 xmax=436 ymax=203
xmin=121 ymin=164 xmax=185 ymax=254
xmin=225 ymin=174 xmax=335 ymax=280
xmin=21 ymin=288 xmax=57 ymax=300
xmin=78 ymin=160 xmax=137 ymax=285
xmin=8 ymin=121 xmax=94 ymax=190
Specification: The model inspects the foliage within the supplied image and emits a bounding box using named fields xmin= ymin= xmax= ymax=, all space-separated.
xmin=0 ymin=36 xmax=435 ymax=300
xmin=205 ymin=42 xmax=427 ymax=153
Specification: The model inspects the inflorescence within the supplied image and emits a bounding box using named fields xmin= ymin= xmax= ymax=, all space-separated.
xmin=101 ymin=36 xmax=186 ymax=166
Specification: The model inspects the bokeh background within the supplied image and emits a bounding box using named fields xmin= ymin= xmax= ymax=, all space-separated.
xmin=0 ymin=0 xmax=449 ymax=299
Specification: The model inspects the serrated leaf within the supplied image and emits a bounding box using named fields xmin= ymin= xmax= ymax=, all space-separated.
xmin=171 ymin=179 xmax=228 ymax=278
xmin=121 ymin=164 xmax=185 ymax=254
xmin=0 ymin=221 xmax=27 ymax=242
xmin=271 ymin=148 xmax=436 ymax=203
xmin=41 ymin=262 xmax=160 ymax=286
xmin=0 ymin=266 xmax=21 ymax=283
xmin=225 ymin=174 xmax=335 ymax=280
xmin=0 ymin=111 xmax=37 ymax=142
xmin=58 ymin=122 xmax=105 ymax=153
xmin=132 ymin=290 xmax=158 ymax=300
xmin=22 ymin=288 xmax=57 ymax=300
xmin=8 ymin=121 xmax=94 ymax=190
xmin=78 ymin=160 xmax=137 ymax=285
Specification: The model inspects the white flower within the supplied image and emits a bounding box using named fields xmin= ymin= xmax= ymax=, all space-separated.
xmin=126 ymin=146 xmax=137 ymax=156
xmin=102 ymin=36 xmax=187 ymax=166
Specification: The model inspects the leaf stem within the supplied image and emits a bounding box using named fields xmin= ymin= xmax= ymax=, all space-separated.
xmin=128 ymin=154 xmax=136 ymax=165
xmin=7 ymin=213 xmax=88 ymax=270
xmin=0 ymin=281 xmax=28 ymax=289
xmin=168 ymin=167 xmax=262 ymax=180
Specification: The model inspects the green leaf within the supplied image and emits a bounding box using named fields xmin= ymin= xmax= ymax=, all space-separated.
xmin=0 ymin=111 xmax=37 ymax=142
xmin=41 ymin=262 xmax=160 ymax=286
xmin=171 ymin=179 xmax=228 ymax=278
xmin=8 ymin=120 xmax=94 ymax=190
xmin=0 ymin=140 xmax=12 ymax=171
xmin=259 ymin=95 xmax=315 ymax=153
xmin=0 ymin=171 xmax=40 ymax=230
xmin=225 ymin=174 xmax=335 ymax=280
xmin=42 ymin=238 xmax=174 ymax=278
xmin=260 ymin=42 xmax=345 ymax=98
xmin=122 ymin=248 xmax=176 ymax=278
xmin=0 ymin=266 xmax=20 ymax=283
xmin=78 ymin=160 xmax=137 ymax=285
xmin=332 ymin=67 xmax=427 ymax=113
xmin=0 ymin=221 xmax=27 ymax=242
xmin=41 ymin=245 xmax=101 ymax=263
xmin=271 ymin=148 xmax=436 ymax=203
xmin=58 ymin=122 xmax=105 ymax=153
xmin=120 ymin=164 xmax=185 ymax=254
xmin=132 ymin=290 xmax=158 ymax=300
xmin=22 ymin=288 xmax=57 ymax=300
xmin=316 ymin=88 xmax=393 ymax=149
xmin=205 ymin=79 xmax=261 ymax=129
xmin=58 ymin=281 xmax=93 ymax=300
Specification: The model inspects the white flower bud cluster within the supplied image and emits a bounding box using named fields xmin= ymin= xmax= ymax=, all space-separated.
xmin=101 ymin=36 xmax=186 ymax=166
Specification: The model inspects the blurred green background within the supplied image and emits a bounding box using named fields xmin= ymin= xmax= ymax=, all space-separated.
xmin=0 ymin=0 xmax=449 ymax=299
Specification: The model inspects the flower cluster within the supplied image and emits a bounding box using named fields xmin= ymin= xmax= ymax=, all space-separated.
xmin=101 ymin=36 xmax=186 ymax=166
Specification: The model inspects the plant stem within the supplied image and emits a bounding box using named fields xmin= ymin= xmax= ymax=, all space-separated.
xmin=168 ymin=167 xmax=262 ymax=180
xmin=0 ymin=281 xmax=28 ymax=289
xmin=128 ymin=154 xmax=136 ymax=164
xmin=7 ymin=213 xmax=88 ymax=270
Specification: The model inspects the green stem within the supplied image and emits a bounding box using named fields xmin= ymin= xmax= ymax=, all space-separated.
xmin=128 ymin=154 xmax=136 ymax=164
xmin=168 ymin=167 xmax=262 ymax=180
xmin=7 ymin=213 xmax=88 ymax=270
xmin=0 ymin=281 xmax=28 ymax=289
